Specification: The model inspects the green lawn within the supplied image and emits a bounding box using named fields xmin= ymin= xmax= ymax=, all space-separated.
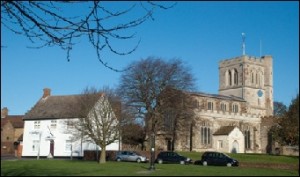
xmin=178 ymin=151 xmax=299 ymax=164
xmin=1 ymin=153 xmax=299 ymax=176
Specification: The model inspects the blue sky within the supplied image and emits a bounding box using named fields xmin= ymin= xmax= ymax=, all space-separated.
xmin=1 ymin=1 xmax=299 ymax=115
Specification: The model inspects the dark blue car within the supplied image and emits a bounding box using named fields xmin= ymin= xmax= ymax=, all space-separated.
xmin=155 ymin=151 xmax=192 ymax=165
xmin=194 ymin=151 xmax=239 ymax=167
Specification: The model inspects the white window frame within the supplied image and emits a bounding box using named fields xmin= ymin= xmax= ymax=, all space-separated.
xmin=34 ymin=121 xmax=41 ymax=129
xmin=50 ymin=120 xmax=57 ymax=129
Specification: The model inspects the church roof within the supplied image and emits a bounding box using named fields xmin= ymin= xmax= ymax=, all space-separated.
xmin=213 ymin=126 xmax=236 ymax=135
xmin=188 ymin=91 xmax=246 ymax=102
xmin=23 ymin=94 xmax=103 ymax=120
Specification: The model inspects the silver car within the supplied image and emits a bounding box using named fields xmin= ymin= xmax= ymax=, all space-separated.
xmin=116 ymin=151 xmax=148 ymax=163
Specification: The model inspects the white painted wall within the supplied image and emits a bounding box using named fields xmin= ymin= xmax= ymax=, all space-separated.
xmin=212 ymin=127 xmax=245 ymax=153
xmin=22 ymin=119 xmax=119 ymax=157
xmin=228 ymin=127 xmax=245 ymax=153
xmin=213 ymin=135 xmax=228 ymax=153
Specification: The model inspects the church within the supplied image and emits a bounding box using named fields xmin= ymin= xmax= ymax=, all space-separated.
xmin=156 ymin=54 xmax=273 ymax=154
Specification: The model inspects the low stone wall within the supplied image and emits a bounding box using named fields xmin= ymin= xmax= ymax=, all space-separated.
xmin=83 ymin=150 xmax=162 ymax=161
xmin=83 ymin=150 xmax=118 ymax=161
xmin=240 ymin=162 xmax=298 ymax=171
xmin=281 ymin=146 xmax=299 ymax=156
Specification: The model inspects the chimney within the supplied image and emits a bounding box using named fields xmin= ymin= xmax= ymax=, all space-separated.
xmin=1 ymin=107 xmax=8 ymax=118
xmin=43 ymin=88 xmax=51 ymax=98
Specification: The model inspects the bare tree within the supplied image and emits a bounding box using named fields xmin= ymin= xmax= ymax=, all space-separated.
xmin=1 ymin=1 xmax=175 ymax=71
xmin=158 ymin=87 xmax=197 ymax=151
xmin=121 ymin=122 xmax=146 ymax=150
xmin=118 ymin=57 xmax=195 ymax=170
xmin=118 ymin=57 xmax=195 ymax=144
xmin=273 ymin=101 xmax=287 ymax=118
xmin=66 ymin=86 xmax=120 ymax=163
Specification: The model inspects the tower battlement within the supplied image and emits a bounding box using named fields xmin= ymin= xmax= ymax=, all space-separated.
xmin=219 ymin=55 xmax=272 ymax=68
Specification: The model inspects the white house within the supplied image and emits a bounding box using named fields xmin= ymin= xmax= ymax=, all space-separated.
xmin=212 ymin=126 xmax=245 ymax=153
xmin=22 ymin=88 xmax=120 ymax=158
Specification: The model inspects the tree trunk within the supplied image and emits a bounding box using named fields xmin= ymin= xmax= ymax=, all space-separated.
xmin=99 ymin=146 xmax=106 ymax=164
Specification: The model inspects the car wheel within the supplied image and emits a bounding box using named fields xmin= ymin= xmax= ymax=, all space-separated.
xmin=226 ymin=163 xmax=232 ymax=167
xmin=137 ymin=158 xmax=141 ymax=163
xmin=202 ymin=161 xmax=208 ymax=166
xmin=158 ymin=159 xmax=163 ymax=164
xmin=116 ymin=158 xmax=121 ymax=162
xmin=180 ymin=160 xmax=185 ymax=165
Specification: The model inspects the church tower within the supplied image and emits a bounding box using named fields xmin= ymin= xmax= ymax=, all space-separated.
xmin=218 ymin=55 xmax=273 ymax=116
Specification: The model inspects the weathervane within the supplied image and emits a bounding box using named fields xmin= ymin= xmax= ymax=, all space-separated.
xmin=242 ymin=32 xmax=246 ymax=55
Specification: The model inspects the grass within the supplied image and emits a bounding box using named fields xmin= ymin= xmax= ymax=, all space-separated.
xmin=178 ymin=151 xmax=299 ymax=164
xmin=1 ymin=152 xmax=299 ymax=176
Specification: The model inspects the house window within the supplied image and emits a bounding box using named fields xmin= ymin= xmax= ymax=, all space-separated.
xmin=200 ymin=123 xmax=211 ymax=145
xmin=218 ymin=140 xmax=223 ymax=149
xmin=34 ymin=121 xmax=40 ymax=129
xmin=220 ymin=103 xmax=227 ymax=112
xmin=232 ymin=104 xmax=239 ymax=113
xmin=32 ymin=140 xmax=39 ymax=151
xmin=66 ymin=120 xmax=75 ymax=130
xmin=208 ymin=102 xmax=214 ymax=110
xmin=50 ymin=120 xmax=57 ymax=129
xmin=244 ymin=130 xmax=251 ymax=149
xmin=65 ymin=140 xmax=72 ymax=151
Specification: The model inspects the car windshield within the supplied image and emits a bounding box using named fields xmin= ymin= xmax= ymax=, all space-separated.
xmin=222 ymin=153 xmax=231 ymax=158
xmin=173 ymin=152 xmax=182 ymax=157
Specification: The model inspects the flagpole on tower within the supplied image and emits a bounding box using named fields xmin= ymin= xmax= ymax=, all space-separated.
xmin=242 ymin=33 xmax=246 ymax=55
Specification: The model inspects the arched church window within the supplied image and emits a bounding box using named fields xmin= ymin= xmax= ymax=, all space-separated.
xmin=220 ymin=102 xmax=227 ymax=112
xmin=200 ymin=122 xmax=211 ymax=145
xmin=234 ymin=69 xmax=238 ymax=85
xmin=163 ymin=109 xmax=175 ymax=131
xmin=251 ymin=72 xmax=255 ymax=84
xmin=208 ymin=101 xmax=214 ymax=110
xmin=244 ymin=129 xmax=251 ymax=149
xmin=258 ymin=71 xmax=263 ymax=87
xmin=228 ymin=70 xmax=232 ymax=86
xmin=232 ymin=103 xmax=239 ymax=113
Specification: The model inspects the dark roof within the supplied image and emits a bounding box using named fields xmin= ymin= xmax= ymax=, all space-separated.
xmin=23 ymin=94 xmax=102 ymax=120
xmin=213 ymin=126 xmax=236 ymax=135
xmin=1 ymin=116 xmax=24 ymax=128
xmin=188 ymin=91 xmax=246 ymax=102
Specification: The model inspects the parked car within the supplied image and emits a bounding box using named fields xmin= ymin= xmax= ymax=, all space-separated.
xmin=194 ymin=151 xmax=239 ymax=167
xmin=155 ymin=151 xmax=192 ymax=165
xmin=115 ymin=151 xmax=148 ymax=163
